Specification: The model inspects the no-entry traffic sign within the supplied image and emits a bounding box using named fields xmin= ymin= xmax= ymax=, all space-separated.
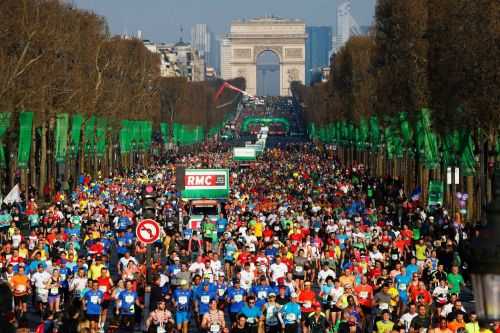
xmin=136 ymin=219 xmax=160 ymax=244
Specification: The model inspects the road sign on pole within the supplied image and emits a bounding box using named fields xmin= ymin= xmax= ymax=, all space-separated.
xmin=136 ymin=219 xmax=160 ymax=330
xmin=136 ymin=219 xmax=160 ymax=244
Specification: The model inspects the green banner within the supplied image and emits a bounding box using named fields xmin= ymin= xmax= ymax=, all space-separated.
xmin=96 ymin=117 xmax=107 ymax=158
xmin=55 ymin=113 xmax=69 ymax=163
xmin=358 ymin=118 xmax=369 ymax=150
xmin=84 ymin=116 xmax=96 ymax=154
xmin=142 ymin=121 xmax=152 ymax=150
xmin=0 ymin=112 xmax=12 ymax=168
xmin=428 ymin=180 xmax=444 ymax=206
xmin=460 ymin=133 xmax=476 ymax=176
xmin=17 ymin=111 xmax=33 ymax=169
xmin=70 ymin=114 xmax=83 ymax=156
xmin=173 ymin=123 xmax=205 ymax=146
xmin=399 ymin=112 xmax=413 ymax=151
xmin=369 ymin=116 xmax=381 ymax=150
xmin=119 ymin=120 xmax=131 ymax=154
xmin=418 ymin=109 xmax=439 ymax=169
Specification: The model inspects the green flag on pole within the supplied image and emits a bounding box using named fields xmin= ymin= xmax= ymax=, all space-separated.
xmin=143 ymin=121 xmax=152 ymax=150
xmin=460 ymin=133 xmax=476 ymax=176
xmin=119 ymin=120 xmax=131 ymax=154
xmin=418 ymin=109 xmax=440 ymax=169
xmin=70 ymin=114 xmax=83 ymax=157
xmin=84 ymin=116 xmax=96 ymax=155
xmin=55 ymin=113 xmax=69 ymax=163
xmin=17 ymin=111 xmax=33 ymax=169
xmin=428 ymin=180 xmax=444 ymax=206
xmin=96 ymin=117 xmax=107 ymax=158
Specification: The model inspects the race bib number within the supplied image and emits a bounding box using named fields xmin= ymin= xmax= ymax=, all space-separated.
xmin=51 ymin=287 xmax=59 ymax=294
xmin=247 ymin=317 xmax=255 ymax=323
xmin=295 ymin=266 xmax=303 ymax=273
xmin=90 ymin=295 xmax=99 ymax=304
xmin=99 ymin=286 xmax=107 ymax=293
xmin=379 ymin=303 xmax=389 ymax=310
xmin=16 ymin=285 xmax=27 ymax=293
xmin=303 ymin=302 xmax=311 ymax=308
xmin=201 ymin=295 xmax=210 ymax=303
xmin=399 ymin=283 xmax=407 ymax=290
xmin=178 ymin=296 xmax=188 ymax=305
xmin=286 ymin=313 xmax=296 ymax=321
xmin=391 ymin=254 xmax=398 ymax=260
xmin=218 ymin=289 xmax=225 ymax=296
xmin=234 ymin=294 xmax=243 ymax=302
xmin=359 ymin=291 xmax=368 ymax=299
xmin=258 ymin=291 xmax=267 ymax=299
xmin=210 ymin=324 xmax=221 ymax=332
xmin=157 ymin=327 xmax=166 ymax=333
xmin=125 ymin=295 xmax=134 ymax=304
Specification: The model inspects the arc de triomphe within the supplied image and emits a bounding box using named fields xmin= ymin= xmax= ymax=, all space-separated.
xmin=224 ymin=17 xmax=307 ymax=96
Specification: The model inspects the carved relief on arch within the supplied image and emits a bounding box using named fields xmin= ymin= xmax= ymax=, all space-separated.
xmin=287 ymin=68 xmax=300 ymax=82
xmin=253 ymin=45 xmax=283 ymax=63
xmin=236 ymin=67 xmax=247 ymax=78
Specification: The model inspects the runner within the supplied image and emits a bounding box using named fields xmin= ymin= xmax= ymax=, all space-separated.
xmin=83 ymin=280 xmax=104 ymax=333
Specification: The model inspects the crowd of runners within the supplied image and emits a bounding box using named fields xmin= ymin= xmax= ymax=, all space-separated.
xmin=0 ymin=142 xmax=499 ymax=333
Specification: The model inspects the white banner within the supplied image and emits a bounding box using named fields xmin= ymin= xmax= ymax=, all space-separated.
xmin=2 ymin=184 xmax=21 ymax=205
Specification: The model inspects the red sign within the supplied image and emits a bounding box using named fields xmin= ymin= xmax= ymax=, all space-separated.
xmin=136 ymin=219 xmax=160 ymax=244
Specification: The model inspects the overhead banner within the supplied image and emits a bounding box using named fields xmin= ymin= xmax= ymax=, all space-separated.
xmin=181 ymin=169 xmax=230 ymax=199
xmin=233 ymin=147 xmax=256 ymax=161
xmin=428 ymin=180 xmax=444 ymax=206
xmin=17 ymin=111 xmax=33 ymax=169
xmin=55 ymin=113 xmax=69 ymax=163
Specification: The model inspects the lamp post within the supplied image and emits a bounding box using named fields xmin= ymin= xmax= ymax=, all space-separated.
xmin=470 ymin=169 xmax=500 ymax=322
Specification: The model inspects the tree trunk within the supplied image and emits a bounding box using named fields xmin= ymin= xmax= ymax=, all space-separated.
xmin=30 ymin=124 xmax=36 ymax=192
xmin=48 ymin=117 xmax=55 ymax=197
xmin=39 ymin=122 xmax=47 ymax=200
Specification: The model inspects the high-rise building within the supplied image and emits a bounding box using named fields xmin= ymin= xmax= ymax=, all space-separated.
xmin=191 ymin=24 xmax=211 ymax=63
xmin=333 ymin=1 xmax=361 ymax=53
xmin=220 ymin=37 xmax=232 ymax=80
xmin=210 ymin=33 xmax=220 ymax=74
xmin=306 ymin=26 xmax=332 ymax=85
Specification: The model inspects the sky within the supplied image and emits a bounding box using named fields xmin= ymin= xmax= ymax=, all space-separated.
xmin=72 ymin=0 xmax=377 ymax=43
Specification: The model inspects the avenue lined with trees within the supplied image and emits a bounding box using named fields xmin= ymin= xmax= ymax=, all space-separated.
xmin=0 ymin=0 xmax=244 ymax=198
xmin=292 ymin=0 xmax=500 ymax=222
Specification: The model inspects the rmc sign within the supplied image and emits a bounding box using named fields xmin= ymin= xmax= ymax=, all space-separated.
xmin=181 ymin=169 xmax=230 ymax=199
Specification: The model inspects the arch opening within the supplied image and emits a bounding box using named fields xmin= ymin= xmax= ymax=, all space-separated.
xmin=256 ymin=50 xmax=280 ymax=96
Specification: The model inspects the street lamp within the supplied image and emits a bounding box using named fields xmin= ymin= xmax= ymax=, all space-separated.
xmin=470 ymin=169 xmax=500 ymax=321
